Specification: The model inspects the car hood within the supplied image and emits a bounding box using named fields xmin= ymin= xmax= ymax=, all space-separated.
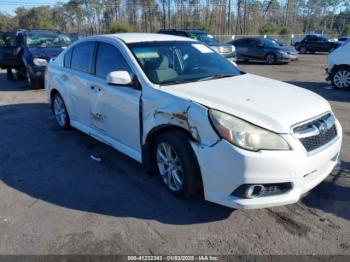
xmin=160 ymin=74 xmax=331 ymax=133
xmin=29 ymin=47 xmax=65 ymax=59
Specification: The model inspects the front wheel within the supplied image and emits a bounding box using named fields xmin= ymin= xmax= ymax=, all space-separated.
xmin=154 ymin=131 xmax=201 ymax=197
xmin=26 ymin=70 xmax=41 ymax=89
xmin=299 ymin=46 xmax=307 ymax=54
xmin=332 ymin=67 xmax=350 ymax=90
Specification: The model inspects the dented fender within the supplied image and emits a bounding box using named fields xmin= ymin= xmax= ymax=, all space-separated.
xmin=142 ymin=90 xmax=220 ymax=147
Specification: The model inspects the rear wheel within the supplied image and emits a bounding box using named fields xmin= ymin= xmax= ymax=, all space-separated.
xmin=332 ymin=66 xmax=350 ymax=90
xmin=265 ymin=53 xmax=276 ymax=64
xmin=52 ymin=93 xmax=71 ymax=129
xmin=154 ymin=131 xmax=201 ymax=197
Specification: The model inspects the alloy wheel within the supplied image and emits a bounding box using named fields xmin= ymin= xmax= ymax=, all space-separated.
xmin=334 ymin=70 xmax=350 ymax=89
xmin=156 ymin=142 xmax=184 ymax=192
xmin=53 ymin=95 xmax=68 ymax=127
xmin=266 ymin=54 xmax=275 ymax=64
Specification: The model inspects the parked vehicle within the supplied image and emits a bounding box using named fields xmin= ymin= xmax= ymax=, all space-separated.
xmin=158 ymin=29 xmax=236 ymax=62
xmin=326 ymin=38 xmax=350 ymax=90
xmin=295 ymin=35 xmax=341 ymax=54
xmin=0 ymin=29 xmax=71 ymax=88
xmin=46 ymin=33 xmax=342 ymax=209
xmin=336 ymin=36 xmax=349 ymax=45
xmin=228 ymin=37 xmax=298 ymax=64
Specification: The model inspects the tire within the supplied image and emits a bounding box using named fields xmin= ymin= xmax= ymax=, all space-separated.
xmin=265 ymin=53 xmax=276 ymax=64
xmin=154 ymin=130 xmax=202 ymax=197
xmin=299 ymin=46 xmax=307 ymax=54
xmin=52 ymin=93 xmax=71 ymax=129
xmin=26 ymin=70 xmax=41 ymax=89
xmin=331 ymin=66 xmax=350 ymax=90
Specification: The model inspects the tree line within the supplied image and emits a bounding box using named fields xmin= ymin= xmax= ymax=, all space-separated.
xmin=0 ymin=0 xmax=349 ymax=37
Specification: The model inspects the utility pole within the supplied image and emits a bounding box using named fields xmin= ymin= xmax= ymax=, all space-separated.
xmin=228 ymin=0 xmax=232 ymax=35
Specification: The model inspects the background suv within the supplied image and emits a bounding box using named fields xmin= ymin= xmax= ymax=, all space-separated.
xmin=228 ymin=37 xmax=298 ymax=64
xmin=295 ymin=35 xmax=341 ymax=54
xmin=158 ymin=29 xmax=236 ymax=62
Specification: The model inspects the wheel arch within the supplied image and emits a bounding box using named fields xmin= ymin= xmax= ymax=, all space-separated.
xmin=142 ymin=124 xmax=195 ymax=174
xmin=331 ymin=64 xmax=350 ymax=74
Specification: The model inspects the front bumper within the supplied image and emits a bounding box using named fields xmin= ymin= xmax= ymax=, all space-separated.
xmin=278 ymin=53 xmax=298 ymax=62
xmin=191 ymin=120 xmax=342 ymax=209
xmin=221 ymin=52 xmax=237 ymax=62
xmin=27 ymin=65 xmax=46 ymax=81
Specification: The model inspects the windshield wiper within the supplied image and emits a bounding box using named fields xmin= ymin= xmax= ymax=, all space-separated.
xmin=195 ymin=74 xmax=236 ymax=82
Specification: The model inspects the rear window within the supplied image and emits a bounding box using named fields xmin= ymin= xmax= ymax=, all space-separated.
xmin=71 ymin=42 xmax=96 ymax=73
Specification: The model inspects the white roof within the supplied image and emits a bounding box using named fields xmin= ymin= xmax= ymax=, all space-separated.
xmin=100 ymin=33 xmax=195 ymax=43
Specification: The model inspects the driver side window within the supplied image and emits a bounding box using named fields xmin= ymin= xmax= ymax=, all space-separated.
xmin=95 ymin=42 xmax=134 ymax=79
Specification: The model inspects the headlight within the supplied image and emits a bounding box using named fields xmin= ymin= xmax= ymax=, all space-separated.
xmin=231 ymin=45 xmax=236 ymax=52
xmin=33 ymin=58 xmax=48 ymax=66
xmin=209 ymin=109 xmax=290 ymax=151
xmin=279 ymin=51 xmax=288 ymax=55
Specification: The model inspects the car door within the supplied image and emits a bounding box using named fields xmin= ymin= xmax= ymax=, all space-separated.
xmin=250 ymin=39 xmax=265 ymax=60
xmin=234 ymin=39 xmax=251 ymax=59
xmin=89 ymin=41 xmax=141 ymax=155
xmin=0 ymin=32 xmax=22 ymax=68
xmin=65 ymin=41 xmax=98 ymax=126
xmin=306 ymin=36 xmax=318 ymax=50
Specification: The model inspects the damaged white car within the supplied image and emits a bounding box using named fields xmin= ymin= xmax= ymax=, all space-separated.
xmin=45 ymin=33 xmax=342 ymax=209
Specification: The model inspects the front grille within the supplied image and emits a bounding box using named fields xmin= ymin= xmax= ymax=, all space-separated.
xmin=299 ymin=125 xmax=337 ymax=152
xmin=220 ymin=47 xmax=232 ymax=54
xmin=293 ymin=113 xmax=338 ymax=152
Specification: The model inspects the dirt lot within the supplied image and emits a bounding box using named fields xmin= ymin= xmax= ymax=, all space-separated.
xmin=0 ymin=54 xmax=349 ymax=255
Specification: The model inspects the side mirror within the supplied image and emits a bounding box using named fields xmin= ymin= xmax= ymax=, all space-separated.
xmin=106 ymin=71 xmax=132 ymax=86
xmin=13 ymin=46 xmax=22 ymax=56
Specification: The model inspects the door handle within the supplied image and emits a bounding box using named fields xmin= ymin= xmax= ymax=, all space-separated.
xmin=91 ymin=86 xmax=102 ymax=92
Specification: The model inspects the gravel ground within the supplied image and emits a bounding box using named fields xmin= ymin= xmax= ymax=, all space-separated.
xmin=0 ymin=54 xmax=349 ymax=255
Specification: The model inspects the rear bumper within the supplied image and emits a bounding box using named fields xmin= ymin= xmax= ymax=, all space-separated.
xmin=191 ymin=120 xmax=342 ymax=209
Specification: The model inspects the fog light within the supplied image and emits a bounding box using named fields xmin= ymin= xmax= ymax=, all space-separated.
xmin=231 ymin=182 xmax=292 ymax=199
xmin=245 ymin=185 xmax=264 ymax=198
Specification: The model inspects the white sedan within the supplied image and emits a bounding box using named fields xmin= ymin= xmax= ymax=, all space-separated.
xmin=45 ymin=33 xmax=342 ymax=209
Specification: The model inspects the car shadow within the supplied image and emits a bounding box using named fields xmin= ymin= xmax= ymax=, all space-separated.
xmin=0 ymin=103 xmax=233 ymax=225
xmin=0 ymin=72 xmax=32 ymax=91
xmin=286 ymin=81 xmax=350 ymax=103
xmin=301 ymin=161 xmax=350 ymax=220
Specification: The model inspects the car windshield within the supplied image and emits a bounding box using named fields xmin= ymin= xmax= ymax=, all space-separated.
xmin=128 ymin=41 xmax=241 ymax=85
xmin=26 ymin=32 xmax=72 ymax=48
xmin=188 ymin=32 xmax=219 ymax=45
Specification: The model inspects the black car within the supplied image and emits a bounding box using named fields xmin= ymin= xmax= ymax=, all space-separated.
xmin=158 ymin=29 xmax=236 ymax=61
xmin=228 ymin=37 xmax=298 ymax=64
xmin=0 ymin=29 xmax=72 ymax=88
xmin=295 ymin=35 xmax=341 ymax=54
